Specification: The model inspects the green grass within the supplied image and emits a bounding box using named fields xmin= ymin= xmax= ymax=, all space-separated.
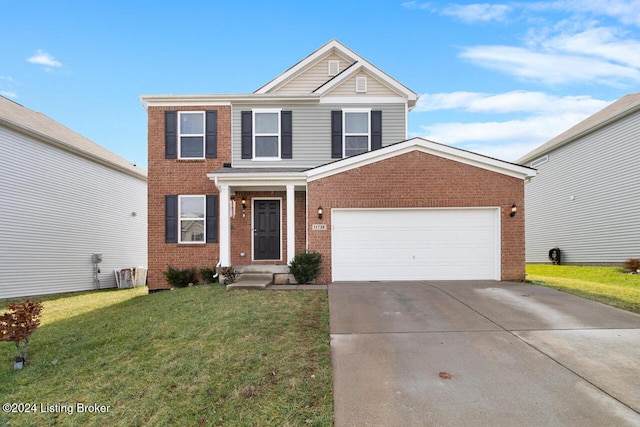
xmin=526 ymin=264 xmax=640 ymax=314
xmin=0 ymin=286 xmax=333 ymax=426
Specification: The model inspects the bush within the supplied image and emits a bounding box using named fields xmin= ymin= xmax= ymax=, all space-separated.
xmin=199 ymin=267 xmax=219 ymax=284
xmin=623 ymin=258 xmax=640 ymax=273
xmin=219 ymin=266 xmax=238 ymax=284
xmin=289 ymin=252 xmax=322 ymax=285
xmin=0 ymin=300 xmax=43 ymax=365
xmin=163 ymin=266 xmax=197 ymax=288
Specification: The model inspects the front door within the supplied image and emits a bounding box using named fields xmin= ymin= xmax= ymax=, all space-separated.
xmin=254 ymin=199 xmax=280 ymax=260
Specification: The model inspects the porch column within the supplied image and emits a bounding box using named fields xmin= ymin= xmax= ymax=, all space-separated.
xmin=286 ymin=184 xmax=296 ymax=264
xmin=219 ymin=184 xmax=231 ymax=266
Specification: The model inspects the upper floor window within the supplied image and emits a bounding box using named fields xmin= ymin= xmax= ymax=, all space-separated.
xmin=179 ymin=195 xmax=205 ymax=243
xmin=344 ymin=109 xmax=370 ymax=157
xmin=178 ymin=112 xmax=205 ymax=159
xmin=253 ymin=109 xmax=281 ymax=159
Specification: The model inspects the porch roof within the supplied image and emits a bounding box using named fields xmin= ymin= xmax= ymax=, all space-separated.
xmin=207 ymin=167 xmax=308 ymax=190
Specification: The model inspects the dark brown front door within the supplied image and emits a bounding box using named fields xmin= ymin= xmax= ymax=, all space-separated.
xmin=254 ymin=200 xmax=280 ymax=260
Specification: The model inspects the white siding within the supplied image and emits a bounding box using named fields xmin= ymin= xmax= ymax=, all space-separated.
xmin=0 ymin=126 xmax=147 ymax=299
xmin=325 ymin=71 xmax=401 ymax=97
xmin=274 ymin=52 xmax=355 ymax=94
xmin=232 ymin=103 xmax=407 ymax=168
xmin=524 ymin=110 xmax=640 ymax=263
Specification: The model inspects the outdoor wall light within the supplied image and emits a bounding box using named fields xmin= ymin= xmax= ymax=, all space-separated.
xmin=510 ymin=204 xmax=517 ymax=217
xmin=241 ymin=196 xmax=247 ymax=217
xmin=317 ymin=206 xmax=323 ymax=220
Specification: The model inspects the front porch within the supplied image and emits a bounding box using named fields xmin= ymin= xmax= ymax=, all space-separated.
xmin=208 ymin=168 xmax=308 ymax=269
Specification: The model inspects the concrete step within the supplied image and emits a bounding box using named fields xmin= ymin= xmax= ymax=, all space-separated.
xmin=234 ymin=265 xmax=289 ymax=274
xmin=226 ymin=273 xmax=272 ymax=291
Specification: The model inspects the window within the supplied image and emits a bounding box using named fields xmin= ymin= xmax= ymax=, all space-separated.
xmin=344 ymin=110 xmax=370 ymax=157
xmin=253 ymin=109 xmax=281 ymax=159
xmin=178 ymin=112 xmax=205 ymax=158
xmin=179 ymin=196 xmax=205 ymax=243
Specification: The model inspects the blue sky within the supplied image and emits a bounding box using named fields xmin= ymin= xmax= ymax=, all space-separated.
xmin=2 ymin=1 xmax=639 ymax=169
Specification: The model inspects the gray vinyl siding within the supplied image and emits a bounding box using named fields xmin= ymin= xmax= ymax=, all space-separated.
xmin=0 ymin=126 xmax=147 ymax=299
xmin=232 ymin=103 xmax=407 ymax=168
xmin=524 ymin=110 xmax=640 ymax=264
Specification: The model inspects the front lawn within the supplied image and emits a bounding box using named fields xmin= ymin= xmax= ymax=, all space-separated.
xmin=526 ymin=264 xmax=640 ymax=314
xmin=0 ymin=286 xmax=333 ymax=426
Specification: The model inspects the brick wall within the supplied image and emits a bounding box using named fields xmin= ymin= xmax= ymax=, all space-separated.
xmin=147 ymin=106 xmax=231 ymax=290
xmin=307 ymin=150 xmax=525 ymax=283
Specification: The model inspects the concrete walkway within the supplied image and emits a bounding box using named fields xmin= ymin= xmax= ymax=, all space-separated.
xmin=329 ymin=281 xmax=640 ymax=426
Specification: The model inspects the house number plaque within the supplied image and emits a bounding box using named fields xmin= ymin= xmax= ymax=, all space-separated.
xmin=312 ymin=224 xmax=327 ymax=231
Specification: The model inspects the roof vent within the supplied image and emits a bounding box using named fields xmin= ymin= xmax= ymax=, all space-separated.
xmin=531 ymin=155 xmax=548 ymax=168
xmin=328 ymin=60 xmax=339 ymax=76
xmin=356 ymin=76 xmax=367 ymax=93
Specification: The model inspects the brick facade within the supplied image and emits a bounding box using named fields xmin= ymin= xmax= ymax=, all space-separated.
xmin=307 ymin=150 xmax=525 ymax=283
xmin=147 ymin=106 xmax=231 ymax=290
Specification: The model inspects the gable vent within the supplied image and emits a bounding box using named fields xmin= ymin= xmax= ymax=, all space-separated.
xmin=531 ymin=155 xmax=548 ymax=168
xmin=356 ymin=76 xmax=367 ymax=93
xmin=328 ymin=60 xmax=340 ymax=76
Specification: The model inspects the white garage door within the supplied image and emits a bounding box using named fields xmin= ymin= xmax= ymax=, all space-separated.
xmin=332 ymin=208 xmax=500 ymax=281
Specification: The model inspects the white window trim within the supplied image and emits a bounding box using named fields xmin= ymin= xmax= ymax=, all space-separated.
xmin=178 ymin=195 xmax=206 ymax=244
xmin=343 ymin=108 xmax=371 ymax=158
xmin=328 ymin=60 xmax=340 ymax=76
xmin=177 ymin=111 xmax=205 ymax=159
xmin=252 ymin=108 xmax=282 ymax=161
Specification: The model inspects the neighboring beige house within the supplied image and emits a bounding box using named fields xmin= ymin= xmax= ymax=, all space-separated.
xmin=0 ymin=96 xmax=148 ymax=299
xmin=141 ymin=40 xmax=535 ymax=290
xmin=518 ymin=92 xmax=640 ymax=264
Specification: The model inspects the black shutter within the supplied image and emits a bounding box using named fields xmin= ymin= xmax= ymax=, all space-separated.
xmin=165 ymin=111 xmax=177 ymax=159
xmin=165 ymin=195 xmax=178 ymax=243
xmin=206 ymin=195 xmax=218 ymax=243
xmin=371 ymin=110 xmax=382 ymax=150
xmin=331 ymin=110 xmax=342 ymax=158
xmin=205 ymin=110 xmax=217 ymax=158
xmin=281 ymin=111 xmax=292 ymax=159
xmin=241 ymin=111 xmax=253 ymax=159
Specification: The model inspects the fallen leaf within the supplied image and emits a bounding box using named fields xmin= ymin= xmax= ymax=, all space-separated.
xmin=439 ymin=372 xmax=452 ymax=379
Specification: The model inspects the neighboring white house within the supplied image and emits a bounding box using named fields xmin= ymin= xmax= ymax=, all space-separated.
xmin=517 ymin=92 xmax=640 ymax=264
xmin=0 ymin=96 xmax=147 ymax=299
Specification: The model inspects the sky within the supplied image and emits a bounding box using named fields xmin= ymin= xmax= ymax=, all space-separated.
xmin=1 ymin=0 xmax=639 ymax=170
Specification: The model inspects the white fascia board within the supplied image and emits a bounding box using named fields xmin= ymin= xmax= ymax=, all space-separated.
xmin=319 ymin=96 xmax=408 ymax=105
xmin=306 ymin=137 xmax=536 ymax=182
xmin=140 ymin=94 xmax=319 ymax=108
xmin=208 ymin=172 xmax=307 ymax=188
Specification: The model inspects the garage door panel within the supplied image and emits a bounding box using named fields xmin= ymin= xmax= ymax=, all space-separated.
xmin=332 ymin=208 xmax=500 ymax=281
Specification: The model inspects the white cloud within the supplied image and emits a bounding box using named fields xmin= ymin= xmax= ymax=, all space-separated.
xmin=416 ymin=91 xmax=608 ymax=114
xmin=527 ymin=0 xmax=640 ymax=28
xmin=26 ymin=50 xmax=63 ymax=69
xmin=441 ymin=3 xmax=512 ymax=23
xmin=0 ymin=91 xmax=17 ymax=98
xmin=460 ymin=45 xmax=640 ymax=85
xmin=401 ymin=1 xmax=435 ymax=11
xmin=412 ymin=91 xmax=611 ymax=161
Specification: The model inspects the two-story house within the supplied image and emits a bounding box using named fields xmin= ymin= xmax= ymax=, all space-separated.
xmin=141 ymin=40 xmax=535 ymax=290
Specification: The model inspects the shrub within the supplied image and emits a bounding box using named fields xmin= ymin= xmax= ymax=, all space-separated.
xmin=219 ymin=266 xmax=238 ymax=284
xmin=163 ymin=266 xmax=197 ymax=288
xmin=0 ymin=300 xmax=43 ymax=365
xmin=623 ymin=258 xmax=640 ymax=273
xmin=199 ymin=267 xmax=219 ymax=284
xmin=289 ymin=252 xmax=322 ymax=285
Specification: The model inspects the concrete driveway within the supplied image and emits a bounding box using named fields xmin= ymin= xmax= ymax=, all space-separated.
xmin=329 ymin=281 xmax=640 ymax=426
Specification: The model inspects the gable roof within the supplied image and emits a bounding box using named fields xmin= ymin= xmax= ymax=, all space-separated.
xmin=307 ymin=137 xmax=536 ymax=182
xmin=253 ymin=39 xmax=418 ymax=109
xmin=0 ymin=96 xmax=146 ymax=180
xmin=517 ymin=92 xmax=640 ymax=165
